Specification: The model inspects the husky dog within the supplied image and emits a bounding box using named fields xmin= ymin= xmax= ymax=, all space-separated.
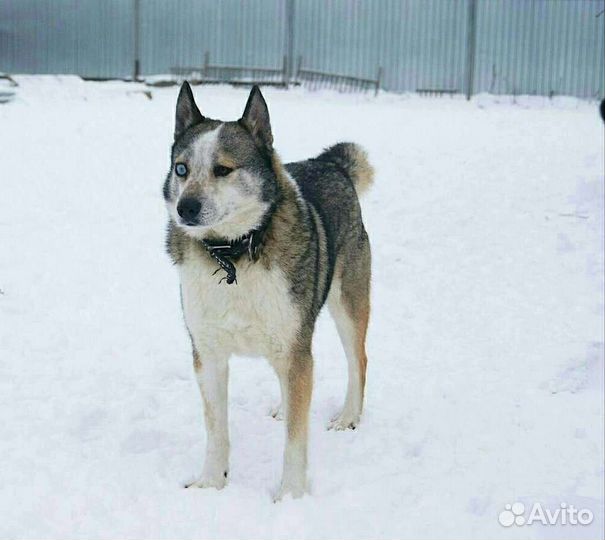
xmin=164 ymin=82 xmax=373 ymax=500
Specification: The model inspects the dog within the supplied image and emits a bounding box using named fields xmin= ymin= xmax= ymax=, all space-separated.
xmin=163 ymin=82 xmax=373 ymax=500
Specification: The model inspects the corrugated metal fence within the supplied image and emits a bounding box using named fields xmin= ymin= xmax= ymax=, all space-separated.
xmin=1 ymin=0 xmax=603 ymax=98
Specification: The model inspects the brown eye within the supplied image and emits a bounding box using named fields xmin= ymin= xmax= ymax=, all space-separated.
xmin=213 ymin=165 xmax=233 ymax=178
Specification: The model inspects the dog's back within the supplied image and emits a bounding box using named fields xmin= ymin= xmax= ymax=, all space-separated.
xmin=285 ymin=143 xmax=373 ymax=308
xmin=287 ymin=142 xmax=373 ymax=229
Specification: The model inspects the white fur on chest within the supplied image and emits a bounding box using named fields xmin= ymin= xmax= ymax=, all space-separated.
xmin=179 ymin=249 xmax=300 ymax=360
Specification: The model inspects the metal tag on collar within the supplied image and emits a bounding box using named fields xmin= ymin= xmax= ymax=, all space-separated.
xmin=248 ymin=232 xmax=255 ymax=260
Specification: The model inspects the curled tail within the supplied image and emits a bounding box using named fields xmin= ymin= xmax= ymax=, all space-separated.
xmin=316 ymin=142 xmax=374 ymax=196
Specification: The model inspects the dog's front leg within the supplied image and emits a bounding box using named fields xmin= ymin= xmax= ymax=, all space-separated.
xmin=187 ymin=347 xmax=230 ymax=490
xmin=273 ymin=347 xmax=313 ymax=501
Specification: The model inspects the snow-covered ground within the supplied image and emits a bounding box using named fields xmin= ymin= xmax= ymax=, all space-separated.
xmin=0 ymin=76 xmax=603 ymax=540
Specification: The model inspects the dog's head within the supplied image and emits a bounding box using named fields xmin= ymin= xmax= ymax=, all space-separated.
xmin=164 ymin=82 xmax=279 ymax=239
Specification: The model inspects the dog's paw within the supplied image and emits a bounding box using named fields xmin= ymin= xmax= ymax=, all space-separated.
xmin=273 ymin=481 xmax=305 ymax=502
xmin=327 ymin=410 xmax=360 ymax=431
xmin=268 ymin=402 xmax=283 ymax=421
xmin=185 ymin=470 xmax=228 ymax=490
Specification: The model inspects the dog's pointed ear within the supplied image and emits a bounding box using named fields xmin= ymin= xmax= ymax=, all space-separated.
xmin=175 ymin=81 xmax=204 ymax=139
xmin=240 ymin=85 xmax=273 ymax=153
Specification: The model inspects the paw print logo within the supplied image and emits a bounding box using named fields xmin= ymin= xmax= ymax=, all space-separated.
xmin=498 ymin=502 xmax=526 ymax=526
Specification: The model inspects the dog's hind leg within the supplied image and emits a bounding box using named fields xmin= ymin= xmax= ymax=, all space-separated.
xmin=186 ymin=347 xmax=230 ymax=490
xmin=272 ymin=346 xmax=313 ymax=501
xmin=327 ymin=233 xmax=371 ymax=430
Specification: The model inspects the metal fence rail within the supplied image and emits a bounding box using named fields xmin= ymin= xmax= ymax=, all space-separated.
xmin=0 ymin=0 xmax=603 ymax=99
xmin=168 ymin=51 xmax=289 ymax=86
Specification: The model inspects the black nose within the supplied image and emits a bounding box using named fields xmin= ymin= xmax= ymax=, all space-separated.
xmin=177 ymin=197 xmax=202 ymax=223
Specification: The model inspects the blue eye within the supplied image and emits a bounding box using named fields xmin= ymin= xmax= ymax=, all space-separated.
xmin=175 ymin=163 xmax=188 ymax=177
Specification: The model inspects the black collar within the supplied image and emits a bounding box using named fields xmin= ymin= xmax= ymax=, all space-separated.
xmin=200 ymin=205 xmax=275 ymax=285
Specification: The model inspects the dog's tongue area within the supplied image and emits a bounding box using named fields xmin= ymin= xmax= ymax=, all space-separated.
xmin=0 ymin=77 xmax=602 ymax=539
